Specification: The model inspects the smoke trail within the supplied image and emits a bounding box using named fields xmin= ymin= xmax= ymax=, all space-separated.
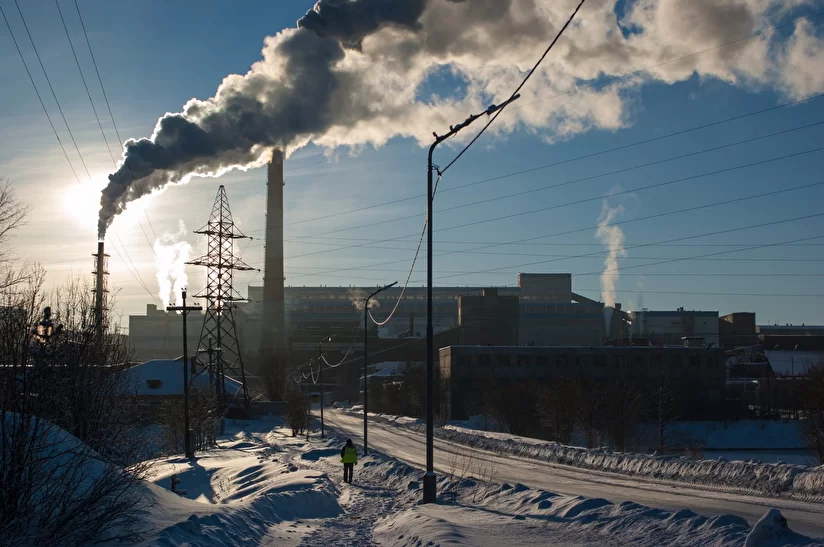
xmin=348 ymin=288 xmax=381 ymax=312
xmin=154 ymin=220 xmax=192 ymax=309
xmin=596 ymin=200 xmax=626 ymax=307
xmin=98 ymin=0 xmax=824 ymax=237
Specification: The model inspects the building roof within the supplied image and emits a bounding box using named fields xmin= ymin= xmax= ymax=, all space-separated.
xmin=128 ymin=358 xmax=243 ymax=397
xmin=764 ymin=350 xmax=823 ymax=376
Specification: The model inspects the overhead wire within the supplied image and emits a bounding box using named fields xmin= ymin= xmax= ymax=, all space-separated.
xmin=367 ymin=174 xmax=439 ymax=327
xmin=279 ymin=119 xmax=824 ymax=254
xmin=281 ymin=176 xmax=824 ymax=280
xmin=71 ymin=0 xmax=161 ymax=255
xmin=13 ymin=0 xmax=91 ymax=180
xmin=0 ymin=3 xmax=81 ymax=184
xmin=233 ymin=15 xmax=824 ymax=235
xmin=2 ymin=2 xmax=159 ymax=305
xmin=437 ymin=0 xmax=587 ymax=178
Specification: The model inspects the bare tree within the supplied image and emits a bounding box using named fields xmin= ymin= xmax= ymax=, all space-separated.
xmin=603 ymin=380 xmax=645 ymax=452
xmin=0 ymin=180 xmax=31 ymax=290
xmin=577 ymin=379 xmax=607 ymax=448
xmin=157 ymin=385 xmax=219 ymax=453
xmin=800 ymin=364 xmax=824 ymax=464
xmin=284 ymin=385 xmax=309 ymax=437
xmin=0 ymin=267 xmax=148 ymax=545
xmin=653 ymin=372 xmax=683 ymax=454
xmin=487 ymin=382 xmax=540 ymax=436
xmin=536 ymin=380 xmax=578 ymax=444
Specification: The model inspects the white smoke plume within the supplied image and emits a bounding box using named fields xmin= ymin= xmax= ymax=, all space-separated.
xmin=98 ymin=0 xmax=824 ymax=237
xmin=596 ymin=200 xmax=626 ymax=307
xmin=348 ymin=288 xmax=382 ymax=312
xmin=154 ymin=220 xmax=193 ymax=309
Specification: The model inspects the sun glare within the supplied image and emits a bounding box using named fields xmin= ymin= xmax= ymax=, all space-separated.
xmin=62 ymin=178 xmax=152 ymax=237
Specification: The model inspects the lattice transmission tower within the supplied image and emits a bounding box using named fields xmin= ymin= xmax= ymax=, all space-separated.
xmin=188 ymin=185 xmax=256 ymax=408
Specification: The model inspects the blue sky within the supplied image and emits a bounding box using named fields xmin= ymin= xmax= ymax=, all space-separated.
xmin=0 ymin=0 xmax=822 ymax=326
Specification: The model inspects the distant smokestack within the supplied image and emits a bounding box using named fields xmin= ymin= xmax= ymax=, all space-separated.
xmin=92 ymin=241 xmax=108 ymax=334
xmin=261 ymin=150 xmax=286 ymax=374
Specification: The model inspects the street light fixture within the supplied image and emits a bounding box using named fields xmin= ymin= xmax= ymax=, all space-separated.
xmin=363 ymin=281 xmax=398 ymax=455
xmin=318 ymin=333 xmax=337 ymax=438
xmin=423 ymin=95 xmax=520 ymax=504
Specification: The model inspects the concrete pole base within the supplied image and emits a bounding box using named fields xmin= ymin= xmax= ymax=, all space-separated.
xmin=422 ymin=472 xmax=437 ymax=503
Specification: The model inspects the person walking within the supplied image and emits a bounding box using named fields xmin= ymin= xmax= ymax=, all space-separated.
xmin=340 ymin=439 xmax=358 ymax=484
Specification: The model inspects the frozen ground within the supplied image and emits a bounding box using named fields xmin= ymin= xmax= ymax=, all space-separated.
xmin=325 ymin=409 xmax=824 ymax=538
xmin=83 ymin=412 xmax=824 ymax=545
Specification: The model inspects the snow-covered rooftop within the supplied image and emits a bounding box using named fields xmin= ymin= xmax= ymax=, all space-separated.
xmin=764 ymin=350 xmax=823 ymax=376
xmin=128 ymin=359 xmax=243 ymax=396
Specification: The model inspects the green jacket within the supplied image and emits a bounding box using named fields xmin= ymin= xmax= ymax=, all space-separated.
xmin=341 ymin=445 xmax=358 ymax=464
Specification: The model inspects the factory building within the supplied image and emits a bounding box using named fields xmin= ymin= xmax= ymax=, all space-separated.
xmin=439 ymin=345 xmax=726 ymax=421
xmin=127 ymin=273 xmax=629 ymax=364
xmin=629 ymin=308 xmax=719 ymax=347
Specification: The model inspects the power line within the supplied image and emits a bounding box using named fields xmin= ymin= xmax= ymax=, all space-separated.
xmin=240 ymin=21 xmax=824 ymax=234
xmin=280 ymin=120 xmax=824 ymax=251
xmin=437 ymin=0 xmax=587 ymax=177
xmin=67 ymin=0 xmax=160 ymax=257
xmin=432 ymin=214 xmax=824 ymax=283
xmin=54 ymin=0 xmax=117 ymax=167
xmin=13 ymin=0 xmax=91 ymax=180
xmin=2 ymin=2 xmax=160 ymax=305
xmin=0 ymin=3 xmax=81 ymax=184
xmin=283 ymin=174 xmax=824 ymax=279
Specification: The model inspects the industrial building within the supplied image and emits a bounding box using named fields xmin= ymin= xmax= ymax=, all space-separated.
xmin=128 ymin=273 xmax=628 ymax=364
xmin=629 ymin=309 xmax=719 ymax=347
xmin=439 ymin=345 xmax=726 ymax=421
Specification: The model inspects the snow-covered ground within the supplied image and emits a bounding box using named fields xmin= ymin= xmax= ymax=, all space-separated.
xmin=325 ymin=408 xmax=824 ymax=539
xmin=36 ymin=409 xmax=812 ymax=545
xmin=333 ymin=407 xmax=824 ymax=499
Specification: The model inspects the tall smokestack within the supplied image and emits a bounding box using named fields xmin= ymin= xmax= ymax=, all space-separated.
xmin=261 ymin=150 xmax=286 ymax=379
xmin=92 ymin=241 xmax=108 ymax=334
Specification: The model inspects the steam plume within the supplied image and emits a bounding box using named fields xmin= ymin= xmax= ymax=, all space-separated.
xmin=98 ymin=0 xmax=824 ymax=237
xmin=154 ymin=221 xmax=192 ymax=309
xmin=596 ymin=200 xmax=626 ymax=307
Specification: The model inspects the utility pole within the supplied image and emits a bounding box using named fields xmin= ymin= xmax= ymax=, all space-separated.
xmin=363 ymin=282 xmax=397 ymax=455
xmin=423 ymin=96 xmax=520 ymax=504
xmin=318 ymin=334 xmax=336 ymax=438
xmin=167 ymin=289 xmax=202 ymax=459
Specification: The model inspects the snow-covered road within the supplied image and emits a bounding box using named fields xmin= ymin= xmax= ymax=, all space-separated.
xmin=323 ymin=410 xmax=824 ymax=539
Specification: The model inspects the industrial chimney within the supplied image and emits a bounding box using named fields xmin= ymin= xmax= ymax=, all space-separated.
xmin=261 ymin=150 xmax=287 ymax=381
xmin=92 ymin=241 xmax=109 ymax=334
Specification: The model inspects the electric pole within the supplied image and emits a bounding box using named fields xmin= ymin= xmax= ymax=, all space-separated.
xmin=318 ymin=334 xmax=336 ymax=438
xmin=423 ymin=96 xmax=520 ymax=504
xmin=363 ymin=282 xmax=397 ymax=455
xmin=167 ymin=288 xmax=202 ymax=459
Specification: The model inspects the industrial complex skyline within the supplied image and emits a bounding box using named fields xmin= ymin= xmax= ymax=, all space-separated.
xmin=1 ymin=0 xmax=822 ymax=327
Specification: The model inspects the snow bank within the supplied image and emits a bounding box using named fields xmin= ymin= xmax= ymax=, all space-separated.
xmin=375 ymin=482 xmax=822 ymax=547
xmin=410 ymin=423 xmax=824 ymax=498
xmin=128 ymin=423 xmax=343 ymax=546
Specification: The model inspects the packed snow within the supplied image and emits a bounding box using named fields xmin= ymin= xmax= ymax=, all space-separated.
xmin=12 ymin=410 xmax=809 ymax=545
xmin=335 ymin=407 xmax=824 ymax=499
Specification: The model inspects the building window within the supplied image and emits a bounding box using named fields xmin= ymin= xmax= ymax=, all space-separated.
xmin=576 ymin=355 xmax=590 ymax=367
xmin=146 ymin=379 xmax=162 ymax=390
xmin=517 ymin=355 xmax=530 ymax=367
xmin=613 ymin=355 xmax=625 ymax=367
xmin=536 ymin=355 xmax=549 ymax=368
xmin=498 ymin=355 xmax=511 ymax=367
xmin=557 ymin=354 xmax=569 ymax=367
xmin=478 ymin=354 xmax=491 ymax=368
xmin=689 ymin=355 xmax=700 ymax=368
xmin=634 ymin=356 xmax=645 ymax=368
xmin=594 ymin=355 xmax=607 ymax=367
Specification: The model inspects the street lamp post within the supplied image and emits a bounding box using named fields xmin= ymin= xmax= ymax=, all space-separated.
xmin=422 ymin=96 xmax=520 ymax=504
xmin=318 ymin=334 xmax=336 ymax=438
xmin=167 ymin=289 xmax=202 ymax=459
xmin=363 ymin=282 xmax=398 ymax=455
